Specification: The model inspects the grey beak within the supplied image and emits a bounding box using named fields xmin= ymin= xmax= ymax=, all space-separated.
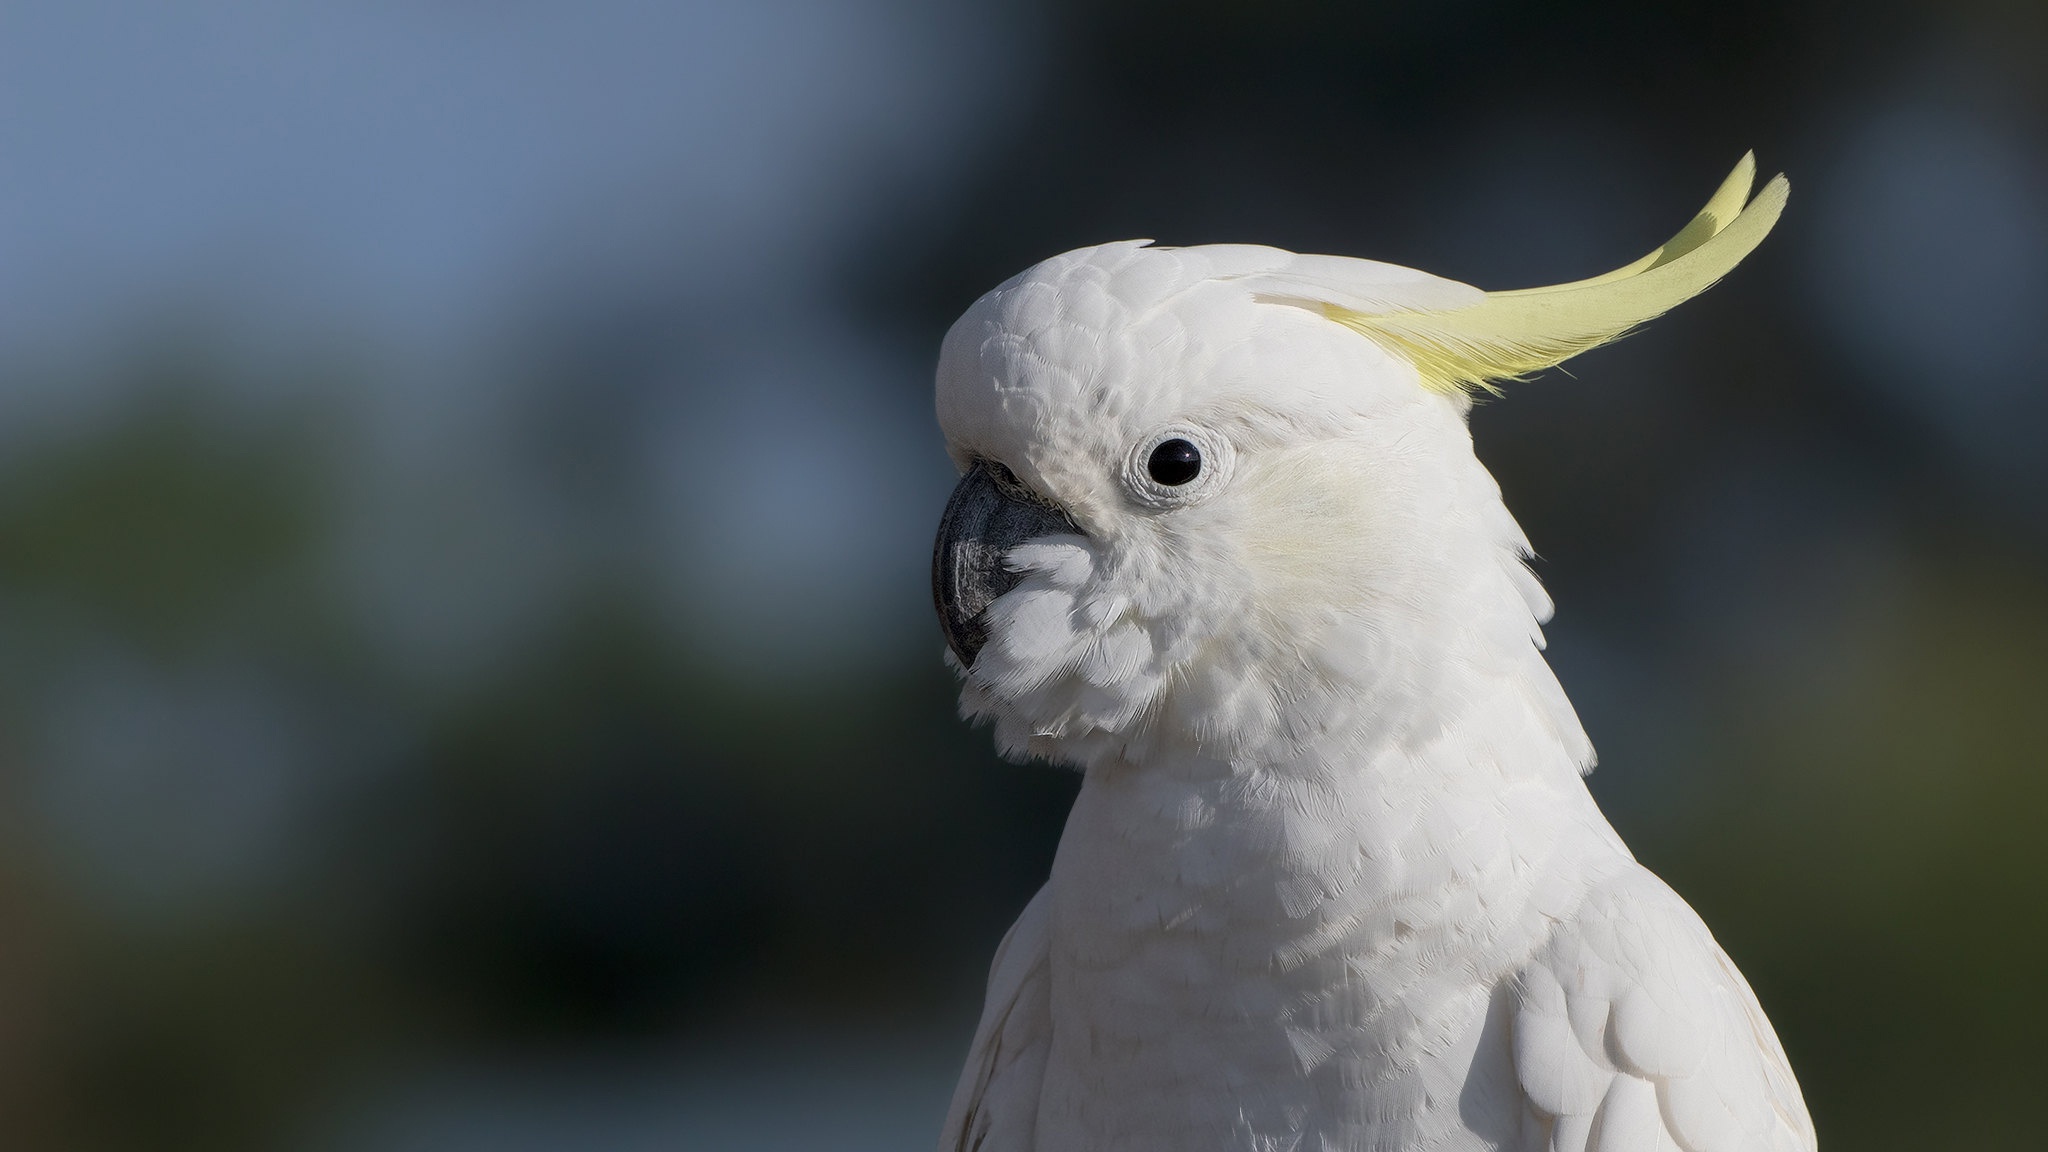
xmin=933 ymin=460 xmax=1080 ymax=669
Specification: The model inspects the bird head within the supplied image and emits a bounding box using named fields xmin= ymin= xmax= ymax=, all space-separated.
xmin=933 ymin=157 xmax=1785 ymax=770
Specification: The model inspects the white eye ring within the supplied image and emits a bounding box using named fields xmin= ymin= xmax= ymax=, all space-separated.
xmin=1121 ymin=424 xmax=1234 ymax=510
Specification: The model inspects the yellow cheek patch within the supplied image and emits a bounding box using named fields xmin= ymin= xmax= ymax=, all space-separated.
xmin=1229 ymin=444 xmax=1405 ymax=600
xmin=1327 ymin=153 xmax=1788 ymax=397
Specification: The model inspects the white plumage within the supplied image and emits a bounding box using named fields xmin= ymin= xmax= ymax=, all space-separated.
xmin=932 ymin=157 xmax=1811 ymax=1152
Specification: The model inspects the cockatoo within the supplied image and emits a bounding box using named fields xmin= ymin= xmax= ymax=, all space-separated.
xmin=929 ymin=154 xmax=1812 ymax=1152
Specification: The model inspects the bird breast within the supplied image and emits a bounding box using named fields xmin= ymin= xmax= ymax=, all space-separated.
xmin=1034 ymin=745 xmax=1622 ymax=1150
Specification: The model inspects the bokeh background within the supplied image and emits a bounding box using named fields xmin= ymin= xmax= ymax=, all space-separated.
xmin=0 ymin=1 xmax=2043 ymax=1148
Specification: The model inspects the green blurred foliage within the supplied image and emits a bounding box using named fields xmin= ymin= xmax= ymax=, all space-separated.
xmin=0 ymin=408 xmax=321 ymax=654
xmin=0 ymin=349 xmax=1066 ymax=1150
xmin=1645 ymin=540 xmax=2048 ymax=1152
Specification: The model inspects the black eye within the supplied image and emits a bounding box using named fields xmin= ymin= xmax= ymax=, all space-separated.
xmin=1146 ymin=438 xmax=1202 ymax=486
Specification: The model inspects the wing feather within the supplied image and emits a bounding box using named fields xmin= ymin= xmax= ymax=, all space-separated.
xmin=1512 ymin=869 xmax=1814 ymax=1152
xmin=938 ymin=885 xmax=1053 ymax=1152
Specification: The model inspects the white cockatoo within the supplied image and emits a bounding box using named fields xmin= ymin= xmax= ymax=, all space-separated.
xmin=929 ymin=155 xmax=1812 ymax=1152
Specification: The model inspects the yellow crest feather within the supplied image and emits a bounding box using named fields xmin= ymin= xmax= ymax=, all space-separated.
xmin=1329 ymin=154 xmax=1788 ymax=396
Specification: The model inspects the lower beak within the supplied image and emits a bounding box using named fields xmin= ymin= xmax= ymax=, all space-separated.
xmin=932 ymin=461 xmax=1079 ymax=668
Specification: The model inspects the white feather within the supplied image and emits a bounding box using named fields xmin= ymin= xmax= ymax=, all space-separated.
xmin=934 ymin=161 xmax=1806 ymax=1152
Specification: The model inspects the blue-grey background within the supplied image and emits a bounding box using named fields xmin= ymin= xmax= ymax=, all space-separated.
xmin=0 ymin=2 xmax=2041 ymax=1148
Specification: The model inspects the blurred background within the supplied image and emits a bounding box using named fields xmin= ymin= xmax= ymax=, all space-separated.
xmin=0 ymin=1 xmax=2042 ymax=1148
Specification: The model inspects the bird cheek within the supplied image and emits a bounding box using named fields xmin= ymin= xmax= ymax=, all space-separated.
xmin=977 ymin=585 xmax=1087 ymax=696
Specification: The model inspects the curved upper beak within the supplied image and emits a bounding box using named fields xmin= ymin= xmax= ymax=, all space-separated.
xmin=932 ymin=461 xmax=1080 ymax=669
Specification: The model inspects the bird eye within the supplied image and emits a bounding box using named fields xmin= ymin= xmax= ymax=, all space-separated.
xmin=1124 ymin=425 xmax=1232 ymax=510
xmin=1146 ymin=439 xmax=1201 ymax=486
